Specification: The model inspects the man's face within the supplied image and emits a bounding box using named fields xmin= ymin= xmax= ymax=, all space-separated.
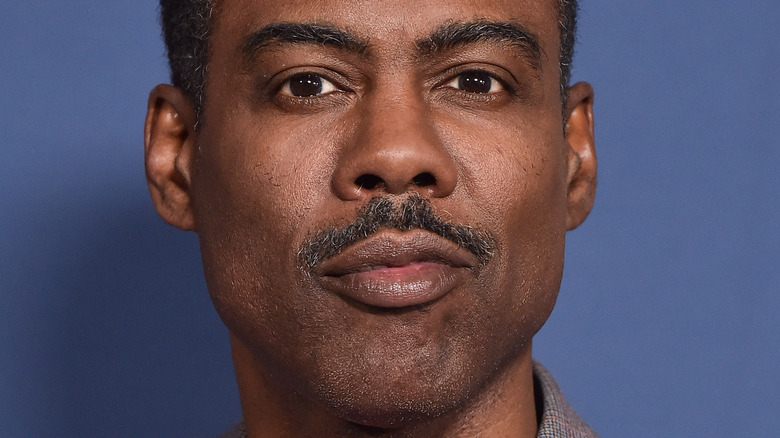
xmin=155 ymin=0 xmax=594 ymax=427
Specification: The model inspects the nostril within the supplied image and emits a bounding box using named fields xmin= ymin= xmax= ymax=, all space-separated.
xmin=355 ymin=174 xmax=383 ymax=190
xmin=412 ymin=172 xmax=436 ymax=187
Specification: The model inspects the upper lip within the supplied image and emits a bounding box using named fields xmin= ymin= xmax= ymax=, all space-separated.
xmin=317 ymin=229 xmax=478 ymax=277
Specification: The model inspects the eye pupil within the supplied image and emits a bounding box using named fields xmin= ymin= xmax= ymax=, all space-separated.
xmin=289 ymin=74 xmax=323 ymax=97
xmin=458 ymin=71 xmax=493 ymax=94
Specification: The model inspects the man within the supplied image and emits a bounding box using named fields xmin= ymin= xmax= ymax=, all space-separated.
xmin=144 ymin=0 xmax=597 ymax=435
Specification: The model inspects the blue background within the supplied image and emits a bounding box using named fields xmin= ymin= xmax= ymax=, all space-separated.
xmin=1 ymin=1 xmax=777 ymax=436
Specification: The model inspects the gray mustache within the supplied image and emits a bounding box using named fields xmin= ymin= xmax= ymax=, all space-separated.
xmin=299 ymin=194 xmax=495 ymax=271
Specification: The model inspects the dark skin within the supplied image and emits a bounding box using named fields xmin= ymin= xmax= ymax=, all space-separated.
xmin=145 ymin=0 xmax=595 ymax=436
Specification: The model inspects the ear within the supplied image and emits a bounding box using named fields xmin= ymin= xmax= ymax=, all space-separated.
xmin=144 ymin=84 xmax=198 ymax=230
xmin=563 ymin=82 xmax=597 ymax=230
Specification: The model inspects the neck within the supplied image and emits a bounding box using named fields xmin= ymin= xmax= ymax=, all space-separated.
xmin=230 ymin=335 xmax=539 ymax=438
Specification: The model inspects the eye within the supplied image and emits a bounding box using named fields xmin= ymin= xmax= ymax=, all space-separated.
xmin=446 ymin=71 xmax=504 ymax=94
xmin=278 ymin=73 xmax=339 ymax=98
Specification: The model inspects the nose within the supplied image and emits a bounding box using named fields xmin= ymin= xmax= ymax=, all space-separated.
xmin=331 ymin=94 xmax=458 ymax=201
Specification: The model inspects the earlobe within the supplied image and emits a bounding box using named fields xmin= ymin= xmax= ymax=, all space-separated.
xmin=563 ymin=82 xmax=596 ymax=231
xmin=144 ymin=84 xmax=198 ymax=231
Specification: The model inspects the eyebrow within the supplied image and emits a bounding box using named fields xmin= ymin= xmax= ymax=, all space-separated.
xmin=241 ymin=22 xmax=370 ymax=61
xmin=241 ymin=20 xmax=542 ymax=71
xmin=416 ymin=21 xmax=543 ymax=70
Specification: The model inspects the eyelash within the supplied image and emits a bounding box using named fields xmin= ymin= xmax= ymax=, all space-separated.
xmin=269 ymin=70 xmax=353 ymax=110
xmin=270 ymin=68 xmax=513 ymax=108
xmin=443 ymin=70 xmax=507 ymax=95
xmin=277 ymin=73 xmax=343 ymax=98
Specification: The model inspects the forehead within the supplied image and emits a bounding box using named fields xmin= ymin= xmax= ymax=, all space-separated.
xmin=210 ymin=0 xmax=560 ymax=58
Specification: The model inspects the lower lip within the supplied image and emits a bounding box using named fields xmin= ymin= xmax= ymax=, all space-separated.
xmin=320 ymin=263 xmax=464 ymax=308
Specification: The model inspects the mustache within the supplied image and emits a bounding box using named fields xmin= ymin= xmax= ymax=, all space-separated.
xmin=299 ymin=194 xmax=495 ymax=271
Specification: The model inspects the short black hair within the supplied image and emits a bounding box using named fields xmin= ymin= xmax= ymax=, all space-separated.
xmin=159 ymin=0 xmax=578 ymax=118
xmin=160 ymin=0 xmax=215 ymax=118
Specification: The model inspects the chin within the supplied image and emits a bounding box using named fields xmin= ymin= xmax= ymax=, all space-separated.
xmin=313 ymin=371 xmax=474 ymax=429
xmin=302 ymin=329 xmax=528 ymax=429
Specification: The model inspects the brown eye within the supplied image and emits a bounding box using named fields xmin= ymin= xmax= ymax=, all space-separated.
xmin=447 ymin=71 xmax=503 ymax=94
xmin=279 ymin=73 xmax=338 ymax=97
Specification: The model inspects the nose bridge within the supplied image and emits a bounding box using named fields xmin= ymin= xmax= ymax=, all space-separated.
xmin=363 ymin=94 xmax=436 ymax=169
xmin=331 ymin=87 xmax=458 ymax=200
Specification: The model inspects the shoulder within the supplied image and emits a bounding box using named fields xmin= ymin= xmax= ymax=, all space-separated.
xmin=534 ymin=361 xmax=600 ymax=438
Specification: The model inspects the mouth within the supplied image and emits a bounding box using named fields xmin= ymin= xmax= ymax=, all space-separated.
xmin=316 ymin=229 xmax=479 ymax=308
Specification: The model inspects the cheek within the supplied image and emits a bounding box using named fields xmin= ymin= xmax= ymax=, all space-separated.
xmin=192 ymin=104 xmax=348 ymax=237
xmin=439 ymin=112 xmax=569 ymax=332
xmin=189 ymin=113 xmax=338 ymax=337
